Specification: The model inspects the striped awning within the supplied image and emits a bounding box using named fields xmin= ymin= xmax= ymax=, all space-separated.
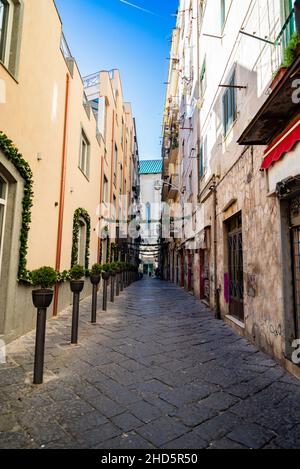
xmin=261 ymin=115 xmax=300 ymax=170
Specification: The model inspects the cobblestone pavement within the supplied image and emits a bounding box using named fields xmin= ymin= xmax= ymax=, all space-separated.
xmin=1 ymin=278 xmax=300 ymax=449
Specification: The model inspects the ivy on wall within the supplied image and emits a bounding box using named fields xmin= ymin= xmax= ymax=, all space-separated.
xmin=0 ymin=132 xmax=34 ymax=283
xmin=71 ymin=208 xmax=91 ymax=270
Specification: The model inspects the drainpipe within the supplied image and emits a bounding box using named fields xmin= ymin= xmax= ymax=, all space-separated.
xmin=212 ymin=177 xmax=221 ymax=320
xmin=53 ymin=73 xmax=70 ymax=316
xmin=98 ymin=155 xmax=104 ymax=262
xmin=110 ymin=110 xmax=115 ymax=203
xmin=295 ymin=0 xmax=300 ymax=39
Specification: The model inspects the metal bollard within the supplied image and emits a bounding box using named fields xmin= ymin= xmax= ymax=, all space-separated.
xmin=33 ymin=307 xmax=47 ymax=385
xmin=120 ymin=270 xmax=124 ymax=292
xmin=71 ymin=292 xmax=80 ymax=344
xmin=91 ymin=283 xmax=98 ymax=324
xmin=110 ymin=271 xmax=115 ymax=303
xmin=90 ymin=274 xmax=101 ymax=324
xmin=116 ymin=271 xmax=120 ymax=297
xmin=102 ymin=279 xmax=108 ymax=311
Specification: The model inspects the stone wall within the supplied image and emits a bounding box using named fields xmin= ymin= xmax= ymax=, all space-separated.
xmin=215 ymin=147 xmax=285 ymax=362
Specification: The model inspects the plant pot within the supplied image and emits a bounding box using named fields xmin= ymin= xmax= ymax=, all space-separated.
xmin=270 ymin=67 xmax=287 ymax=91
xmin=70 ymin=280 xmax=84 ymax=293
xmin=32 ymin=289 xmax=54 ymax=309
xmin=102 ymin=271 xmax=110 ymax=281
xmin=90 ymin=274 xmax=101 ymax=286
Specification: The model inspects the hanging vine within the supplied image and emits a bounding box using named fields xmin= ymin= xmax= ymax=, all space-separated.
xmin=71 ymin=208 xmax=91 ymax=270
xmin=0 ymin=132 xmax=34 ymax=283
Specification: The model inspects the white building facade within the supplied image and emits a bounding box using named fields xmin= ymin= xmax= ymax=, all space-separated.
xmin=162 ymin=0 xmax=300 ymax=376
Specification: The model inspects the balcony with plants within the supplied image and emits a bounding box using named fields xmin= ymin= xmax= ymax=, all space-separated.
xmin=238 ymin=3 xmax=300 ymax=146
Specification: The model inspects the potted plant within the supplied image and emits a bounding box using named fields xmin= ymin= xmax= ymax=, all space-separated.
xmin=101 ymin=263 xmax=111 ymax=281
xmin=90 ymin=263 xmax=102 ymax=286
xmin=31 ymin=266 xmax=58 ymax=308
xmin=69 ymin=264 xmax=85 ymax=293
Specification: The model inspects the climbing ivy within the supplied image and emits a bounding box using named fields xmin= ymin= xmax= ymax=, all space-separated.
xmin=71 ymin=208 xmax=91 ymax=270
xmin=0 ymin=132 xmax=34 ymax=283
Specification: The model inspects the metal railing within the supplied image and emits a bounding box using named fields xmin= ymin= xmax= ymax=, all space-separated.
xmin=83 ymin=72 xmax=101 ymax=89
xmin=276 ymin=8 xmax=297 ymax=51
xmin=60 ymin=32 xmax=72 ymax=60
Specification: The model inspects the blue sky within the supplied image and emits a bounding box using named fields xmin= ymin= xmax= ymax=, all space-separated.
xmin=55 ymin=0 xmax=179 ymax=160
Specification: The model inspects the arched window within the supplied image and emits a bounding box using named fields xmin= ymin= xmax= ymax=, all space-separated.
xmin=78 ymin=219 xmax=87 ymax=266
xmin=71 ymin=208 xmax=91 ymax=269
xmin=0 ymin=174 xmax=7 ymax=274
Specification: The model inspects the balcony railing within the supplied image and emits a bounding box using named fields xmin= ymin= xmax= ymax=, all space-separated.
xmin=276 ymin=8 xmax=297 ymax=54
xmin=60 ymin=32 xmax=72 ymax=60
xmin=83 ymin=72 xmax=101 ymax=89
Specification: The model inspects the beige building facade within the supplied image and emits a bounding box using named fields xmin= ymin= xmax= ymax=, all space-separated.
xmin=0 ymin=0 xmax=139 ymax=342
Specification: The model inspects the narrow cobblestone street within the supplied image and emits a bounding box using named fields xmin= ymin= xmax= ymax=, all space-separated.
xmin=1 ymin=278 xmax=300 ymax=449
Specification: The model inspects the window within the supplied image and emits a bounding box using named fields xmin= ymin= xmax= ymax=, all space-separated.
xmin=221 ymin=0 xmax=226 ymax=29
xmin=113 ymin=195 xmax=117 ymax=222
xmin=200 ymin=136 xmax=208 ymax=177
xmin=146 ymin=202 xmax=151 ymax=227
xmin=189 ymin=173 xmax=193 ymax=195
xmin=222 ymin=71 xmax=237 ymax=135
xmin=79 ymin=131 xmax=90 ymax=178
xmin=0 ymin=174 xmax=7 ymax=271
xmin=103 ymin=175 xmax=108 ymax=203
xmin=200 ymin=56 xmax=207 ymax=98
xmin=114 ymin=144 xmax=118 ymax=187
xmin=0 ymin=0 xmax=22 ymax=76
xmin=78 ymin=219 xmax=87 ymax=266
xmin=120 ymin=164 xmax=123 ymax=194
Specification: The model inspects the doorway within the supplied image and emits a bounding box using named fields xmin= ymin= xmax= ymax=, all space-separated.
xmin=227 ymin=212 xmax=244 ymax=321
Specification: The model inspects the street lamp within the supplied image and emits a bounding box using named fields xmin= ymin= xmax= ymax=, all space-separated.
xmin=154 ymin=179 xmax=186 ymax=194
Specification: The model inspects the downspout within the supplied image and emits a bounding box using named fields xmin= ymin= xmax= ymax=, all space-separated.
xmin=53 ymin=73 xmax=70 ymax=316
xmin=110 ymin=110 xmax=115 ymax=203
xmin=212 ymin=176 xmax=221 ymax=320
xmin=98 ymin=154 xmax=104 ymax=262
xmin=108 ymin=110 xmax=115 ymax=263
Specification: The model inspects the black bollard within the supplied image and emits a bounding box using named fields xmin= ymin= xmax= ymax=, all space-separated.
xmin=116 ymin=271 xmax=120 ymax=297
xmin=103 ymin=279 xmax=108 ymax=311
xmin=33 ymin=307 xmax=47 ymax=385
xmin=120 ymin=270 xmax=124 ymax=292
xmin=71 ymin=291 xmax=80 ymax=344
xmin=90 ymin=274 xmax=101 ymax=324
xmin=102 ymin=271 xmax=110 ymax=311
xmin=70 ymin=280 xmax=84 ymax=345
xmin=32 ymin=288 xmax=54 ymax=385
xmin=91 ymin=283 xmax=98 ymax=323
xmin=110 ymin=271 xmax=116 ymax=303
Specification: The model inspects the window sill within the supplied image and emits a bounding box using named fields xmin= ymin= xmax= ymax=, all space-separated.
xmin=225 ymin=314 xmax=245 ymax=329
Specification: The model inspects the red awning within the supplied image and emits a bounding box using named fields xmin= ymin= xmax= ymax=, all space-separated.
xmin=261 ymin=116 xmax=300 ymax=170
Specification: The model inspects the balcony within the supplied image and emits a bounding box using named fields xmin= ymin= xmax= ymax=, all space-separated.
xmin=168 ymin=174 xmax=180 ymax=200
xmin=169 ymin=139 xmax=179 ymax=164
xmin=83 ymin=72 xmax=101 ymax=89
xmin=238 ymin=8 xmax=300 ymax=146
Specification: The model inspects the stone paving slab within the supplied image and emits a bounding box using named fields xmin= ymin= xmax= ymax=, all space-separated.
xmin=0 ymin=278 xmax=300 ymax=449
